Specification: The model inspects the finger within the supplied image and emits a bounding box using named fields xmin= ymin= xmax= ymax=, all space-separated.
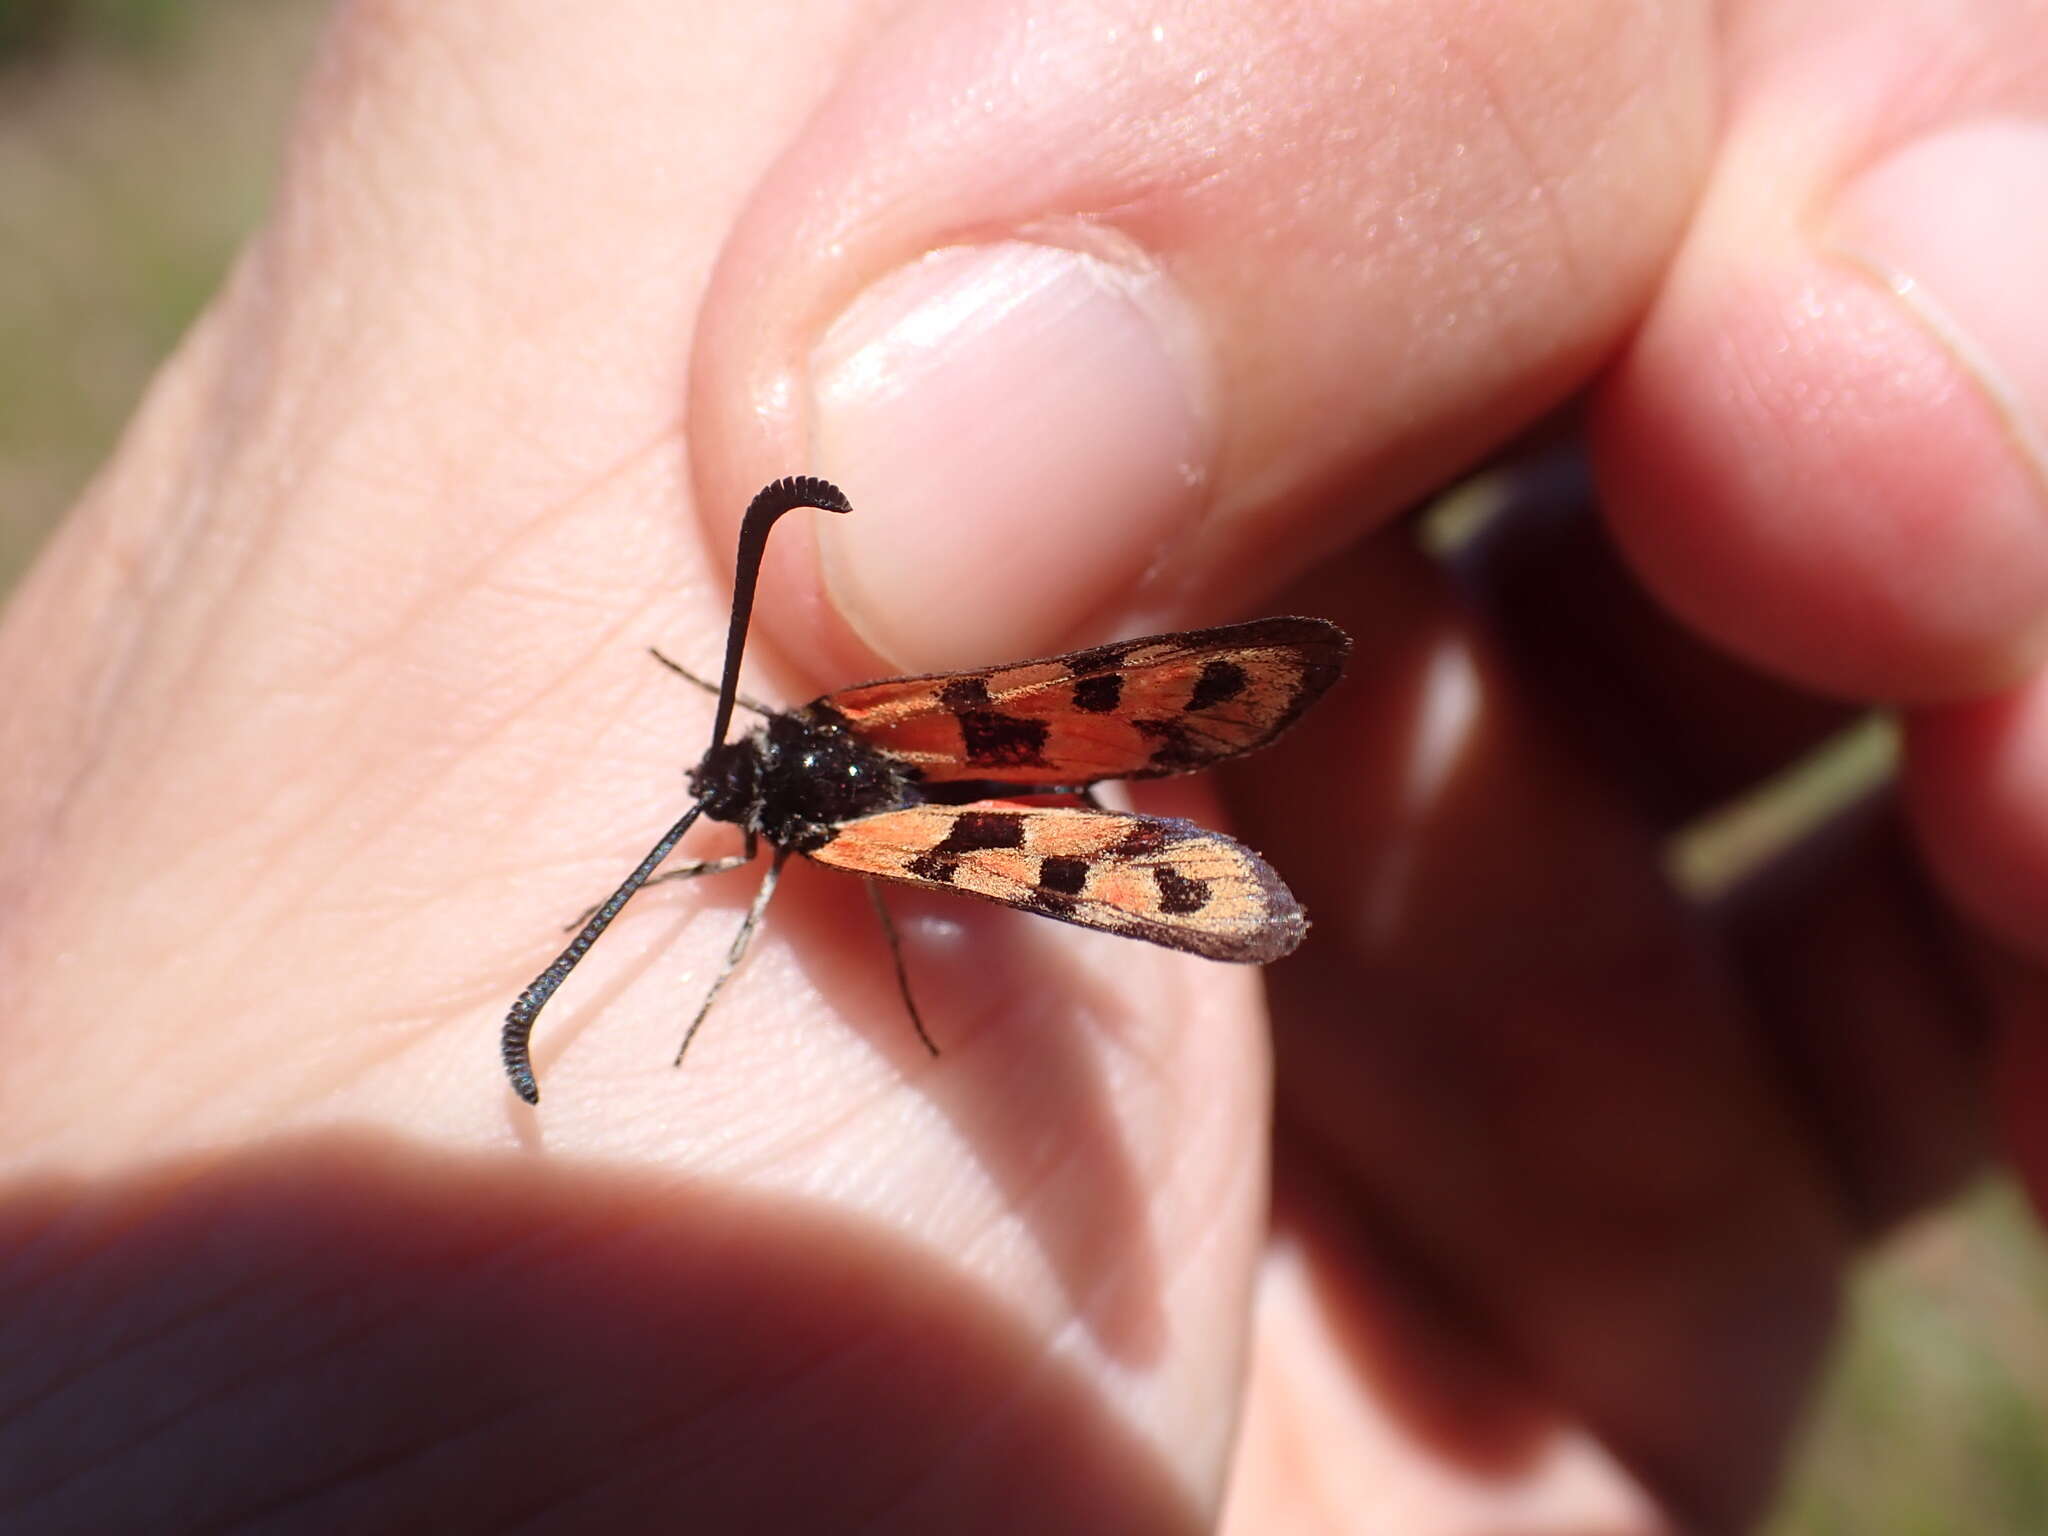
xmin=1449 ymin=443 xmax=1859 ymax=829
xmin=0 ymin=1143 xmax=1203 ymax=1531
xmin=688 ymin=0 xmax=1716 ymax=674
xmin=1234 ymin=537 xmax=1846 ymax=1527
xmin=1903 ymin=679 xmax=2048 ymax=1224
xmin=1713 ymin=790 xmax=1993 ymax=1229
xmin=1220 ymin=1164 xmax=1665 ymax=1534
xmin=1906 ymin=681 xmax=2048 ymax=964
xmin=1992 ymin=958 xmax=2048 ymax=1222
xmin=1447 ymin=451 xmax=1993 ymax=1222
xmin=1592 ymin=0 xmax=2048 ymax=701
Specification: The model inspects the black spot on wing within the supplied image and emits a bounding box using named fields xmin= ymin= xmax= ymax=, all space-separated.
xmin=939 ymin=810 xmax=1026 ymax=851
xmin=1153 ymin=866 xmax=1210 ymax=915
xmin=1062 ymin=641 xmax=1131 ymax=677
xmin=1134 ymin=718 xmax=1206 ymax=772
xmin=1187 ymin=660 xmax=1248 ymax=711
xmin=939 ymin=676 xmax=993 ymax=708
xmin=935 ymin=674 xmax=1054 ymax=766
xmin=959 ymin=711 xmax=1051 ymax=767
xmin=1071 ymin=673 xmax=1123 ymax=713
xmin=1112 ymin=822 xmax=1172 ymax=858
xmin=1028 ymin=890 xmax=1078 ymax=919
xmin=1038 ymin=855 xmax=1090 ymax=895
xmin=905 ymin=851 xmax=958 ymax=884
xmin=901 ymin=809 xmax=1025 ymax=888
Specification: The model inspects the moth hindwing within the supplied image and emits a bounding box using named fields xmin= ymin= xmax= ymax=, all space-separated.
xmin=501 ymin=476 xmax=1350 ymax=1104
xmin=808 ymin=801 xmax=1306 ymax=963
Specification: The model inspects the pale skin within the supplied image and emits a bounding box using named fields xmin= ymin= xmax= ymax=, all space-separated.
xmin=5 ymin=1 xmax=2048 ymax=1530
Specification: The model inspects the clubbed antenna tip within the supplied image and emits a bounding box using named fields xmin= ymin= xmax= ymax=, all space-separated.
xmin=706 ymin=478 xmax=853 ymax=753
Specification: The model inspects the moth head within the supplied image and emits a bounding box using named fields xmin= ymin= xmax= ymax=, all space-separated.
xmin=689 ymin=736 xmax=761 ymax=825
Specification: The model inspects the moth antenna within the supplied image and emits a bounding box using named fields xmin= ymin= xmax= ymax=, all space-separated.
xmin=502 ymin=801 xmax=706 ymax=1104
xmin=502 ymin=478 xmax=849 ymax=1105
xmin=647 ymin=648 xmax=770 ymax=716
xmin=707 ymin=476 xmax=853 ymax=754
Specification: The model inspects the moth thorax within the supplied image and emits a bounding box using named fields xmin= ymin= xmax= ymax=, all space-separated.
xmin=754 ymin=709 xmax=907 ymax=851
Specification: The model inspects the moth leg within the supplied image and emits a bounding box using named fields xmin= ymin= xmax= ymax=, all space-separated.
xmin=865 ymin=879 xmax=938 ymax=1058
xmin=564 ymin=835 xmax=757 ymax=930
xmin=674 ymin=847 xmax=789 ymax=1066
xmin=649 ymin=647 xmax=772 ymax=717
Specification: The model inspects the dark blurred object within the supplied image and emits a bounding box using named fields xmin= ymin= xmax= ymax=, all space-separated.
xmin=0 ymin=0 xmax=184 ymax=62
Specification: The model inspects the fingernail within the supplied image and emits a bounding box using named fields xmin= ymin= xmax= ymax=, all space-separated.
xmin=1833 ymin=120 xmax=2048 ymax=484
xmin=809 ymin=240 xmax=1211 ymax=670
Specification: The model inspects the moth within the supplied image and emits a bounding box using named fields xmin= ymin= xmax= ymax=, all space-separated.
xmin=503 ymin=477 xmax=1349 ymax=1103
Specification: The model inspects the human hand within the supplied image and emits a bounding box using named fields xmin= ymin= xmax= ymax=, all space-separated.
xmin=4 ymin=2 xmax=2046 ymax=1531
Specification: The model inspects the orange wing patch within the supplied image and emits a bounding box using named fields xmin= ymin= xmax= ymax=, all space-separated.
xmin=809 ymin=802 xmax=1307 ymax=963
xmin=812 ymin=617 xmax=1349 ymax=784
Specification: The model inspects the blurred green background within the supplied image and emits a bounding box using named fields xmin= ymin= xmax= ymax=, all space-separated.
xmin=3 ymin=3 xmax=2044 ymax=1528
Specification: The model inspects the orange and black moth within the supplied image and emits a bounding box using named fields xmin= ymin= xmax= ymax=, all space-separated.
xmin=502 ymin=477 xmax=1350 ymax=1103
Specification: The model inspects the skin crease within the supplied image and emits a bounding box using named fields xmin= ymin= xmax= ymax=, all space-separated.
xmin=2 ymin=0 xmax=2047 ymax=1531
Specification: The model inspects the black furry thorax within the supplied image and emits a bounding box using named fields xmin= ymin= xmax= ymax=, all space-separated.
xmin=688 ymin=705 xmax=915 ymax=853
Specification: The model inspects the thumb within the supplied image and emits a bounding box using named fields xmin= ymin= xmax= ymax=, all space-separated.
xmin=689 ymin=0 xmax=1717 ymax=674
